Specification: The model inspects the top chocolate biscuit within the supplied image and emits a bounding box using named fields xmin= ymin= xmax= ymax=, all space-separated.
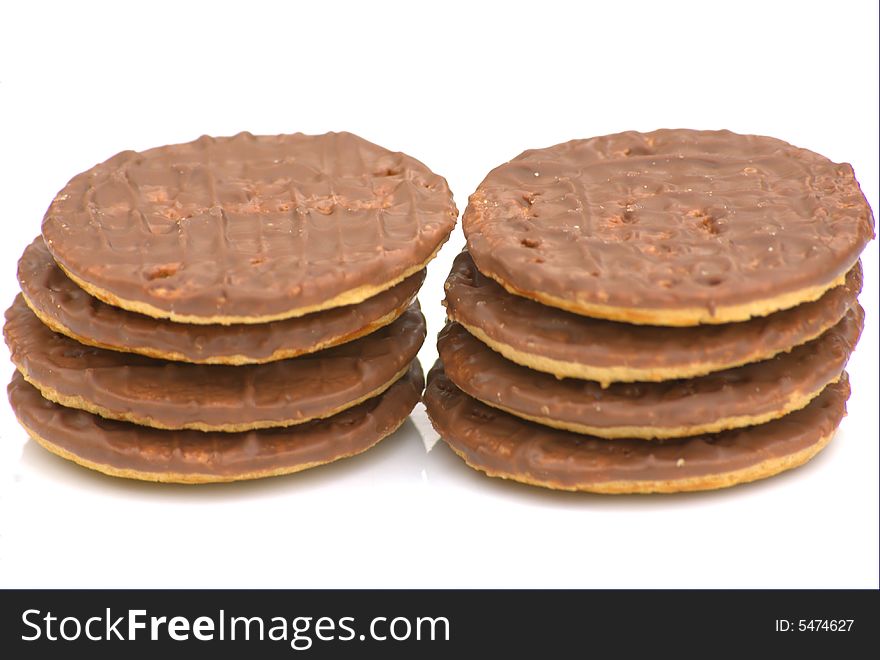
xmin=42 ymin=132 xmax=457 ymax=324
xmin=463 ymin=129 xmax=873 ymax=325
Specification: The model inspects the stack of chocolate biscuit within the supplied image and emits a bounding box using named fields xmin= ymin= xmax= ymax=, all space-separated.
xmin=427 ymin=129 xmax=873 ymax=493
xmin=5 ymin=131 xmax=457 ymax=483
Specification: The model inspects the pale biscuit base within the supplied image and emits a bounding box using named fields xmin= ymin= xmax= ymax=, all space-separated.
xmin=442 ymin=430 xmax=834 ymax=494
xmin=481 ymin=265 xmax=849 ymax=327
xmin=22 ymin=290 xmax=412 ymax=366
xmin=56 ymin=241 xmax=446 ymax=325
xmin=20 ymin=416 xmax=408 ymax=484
xmin=453 ymin=316 xmax=843 ymax=386
xmin=17 ymin=363 xmax=410 ymax=433
xmin=463 ymin=374 xmax=839 ymax=440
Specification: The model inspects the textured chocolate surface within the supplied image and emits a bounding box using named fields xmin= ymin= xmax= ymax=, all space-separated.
xmin=437 ymin=305 xmax=861 ymax=434
xmin=424 ymin=363 xmax=849 ymax=488
xmin=42 ymin=131 xmax=457 ymax=322
xmin=9 ymin=362 xmax=423 ymax=481
xmin=444 ymin=251 xmax=863 ymax=381
xmin=19 ymin=236 xmax=423 ymax=364
xmin=463 ymin=129 xmax=873 ymax=318
xmin=4 ymin=298 xmax=426 ymax=430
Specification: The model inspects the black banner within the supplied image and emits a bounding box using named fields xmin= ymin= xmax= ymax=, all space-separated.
xmin=1 ymin=589 xmax=878 ymax=657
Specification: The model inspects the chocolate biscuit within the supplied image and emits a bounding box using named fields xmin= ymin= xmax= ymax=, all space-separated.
xmin=42 ymin=131 xmax=457 ymax=324
xmin=463 ymin=129 xmax=873 ymax=325
xmin=19 ymin=236 xmax=423 ymax=364
xmin=444 ymin=251 xmax=863 ymax=384
xmin=4 ymin=298 xmax=426 ymax=432
xmin=437 ymin=306 xmax=862 ymax=439
xmin=9 ymin=362 xmax=424 ymax=484
xmin=424 ymin=363 xmax=850 ymax=493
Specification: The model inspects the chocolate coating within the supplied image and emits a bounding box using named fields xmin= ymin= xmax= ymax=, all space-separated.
xmin=4 ymin=298 xmax=426 ymax=431
xmin=424 ymin=363 xmax=849 ymax=490
xmin=42 ymin=131 xmax=457 ymax=322
xmin=463 ymin=129 xmax=873 ymax=319
xmin=19 ymin=236 xmax=423 ymax=364
xmin=444 ymin=251 xmax=863 ymax=382
xmin=8 ymin=362 xmax=424 ymax=482
xmin=437 ymin=305 xmax=861 ymax=436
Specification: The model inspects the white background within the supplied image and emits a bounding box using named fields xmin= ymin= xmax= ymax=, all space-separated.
xmin=0 ymin=0 xmax=877 ymax=588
